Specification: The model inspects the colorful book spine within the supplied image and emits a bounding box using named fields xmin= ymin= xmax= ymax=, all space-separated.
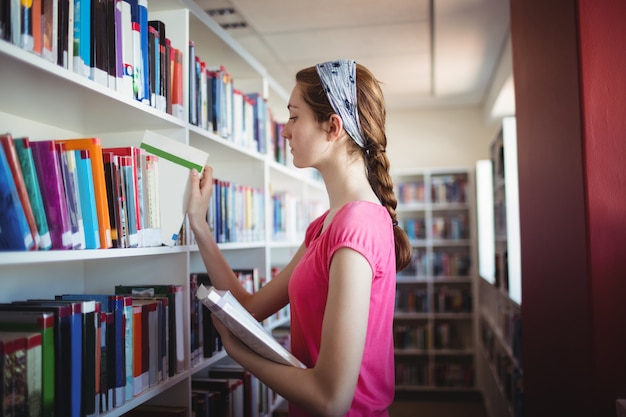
xmin=0 ymin=139 xmax=35 ymax=251
xmin=103 ymin=152 xmax=122 ymax=247
xmin=139 ymin=130 xmax=209 ymax=247
xmin=171 ymin=47 xmax=183 ymax=119
xmin=104 ymin=147 xmax=143 ymax=245
xmin=13 ymin=137 xmax=52 ymax=250
xmin=57 ymin=144 xmax=85 ymax=249
xmin=0 ymin=311 xmax=55 ymax=417
xmin=19 ymin=0 xmax=34 ymax=51
xmin=142 ymin=154 xmax=161 ymax=246
xmin=0 ymin=134 xmax=40 ymax=249
xmin=56 ymin=0 xmax=70 ymax=67
xmin=115 ymin=284 xmax=184 ymax=376
xmin=0 ymin=331 xmax=28 ymax=417
xmin=137 ymin=0 xmax=148 ymax=103
xmin=56 ymin=138 xmax=113 ymax=249
xmin=72 ymin=0 xmax=90 ymax=77
xmin=120 ymin=155 xmax=139 ymax=247
xmin=119 ymin=0 xmax=134 ymax=98
xmin=14 ymin=300 xmax=83 ymax=417
xmin=0 ymin=303 xmax=71 ymax=417
xmin=30 ymin=140 xmax=73 ymax=250
xmin=74 ymin=150 xmax=101 ymax=249
xmin=91 ymin=0 xmax=108 ymax=86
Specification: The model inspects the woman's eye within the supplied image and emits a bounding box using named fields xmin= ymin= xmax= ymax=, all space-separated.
xmin=288 ymin=116 xmax=297 ymax=122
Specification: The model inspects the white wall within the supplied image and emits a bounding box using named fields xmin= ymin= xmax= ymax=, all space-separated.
xmin=386 ymin=106 xmax=498 ymax=171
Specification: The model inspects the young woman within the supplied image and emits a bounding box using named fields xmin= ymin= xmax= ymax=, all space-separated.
xmin=187 ymin=59 xmax=411 ymax=417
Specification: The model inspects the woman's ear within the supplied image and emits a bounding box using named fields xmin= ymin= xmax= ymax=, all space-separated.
xmin=327 ymin=114 xmax=344 ymax=141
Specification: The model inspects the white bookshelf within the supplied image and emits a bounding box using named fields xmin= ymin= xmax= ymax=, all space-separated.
xmin=392 ymin=168 xmax=479 ymax=392
xmin=0 ymin=0 xmax=326 ymax=415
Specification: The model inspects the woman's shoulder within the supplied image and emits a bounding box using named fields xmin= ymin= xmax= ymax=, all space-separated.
xmin=337 ymin=200 xmax=387 ymax=218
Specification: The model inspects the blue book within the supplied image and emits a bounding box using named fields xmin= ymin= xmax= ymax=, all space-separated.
xmin=72 ymin=0 xmax=91 ymax=77
xmin=50 ymin=296 xmax=99 ymax=417
xmin=138 ymin=0 xmax=149 ymax=104
xmin=74 ymin=150 xmax=100 ymax=249
xmin=13 ymin=137 xmax=52 ymax=250
xmin=0 ymin=138 xmax=34 ymax=251
xmin=57 ymin=143 xmax=83 ymax=249
xmin=58 ymin=294 xmax=127 ymax=407
xmin=13 ymin=300 xmax=84 ymax=417
xmin=30 ymin=140 xmax=73 ymax=250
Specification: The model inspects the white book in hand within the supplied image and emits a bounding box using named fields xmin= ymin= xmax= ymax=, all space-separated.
xmin=196 ymin=284 xmax=306 ymax=369
xmin=139 ymin=130 xmax=209 ymax=246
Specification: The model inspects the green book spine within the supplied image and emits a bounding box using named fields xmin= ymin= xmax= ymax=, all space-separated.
xmin=13 ymin=137 xmax=52 ymax=250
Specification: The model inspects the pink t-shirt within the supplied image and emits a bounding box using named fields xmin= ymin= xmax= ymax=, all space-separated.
xmin=288 ymin=201 xmax=396 ymax=417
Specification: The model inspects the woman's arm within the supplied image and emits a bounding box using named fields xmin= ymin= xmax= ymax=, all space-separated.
xmin=187 ymin=166 xmax=305 ymax=321
xmin=214 ymin=247 xmax=373 ymax=417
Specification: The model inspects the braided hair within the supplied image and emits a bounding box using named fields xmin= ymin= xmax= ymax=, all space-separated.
xmin=296 ymin=64 xmax=412 ymax=272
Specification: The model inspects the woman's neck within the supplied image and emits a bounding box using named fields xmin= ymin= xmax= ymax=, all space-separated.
xmin=321 ymin=157 xmax=379 ymax=211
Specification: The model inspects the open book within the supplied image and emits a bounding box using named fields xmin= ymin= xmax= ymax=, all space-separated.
xmin=196 ymin=284 xmax=306 ymax=368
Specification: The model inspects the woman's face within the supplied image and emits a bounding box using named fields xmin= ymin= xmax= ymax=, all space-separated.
xmin=282 ymin=84 xmax=331 ymax=169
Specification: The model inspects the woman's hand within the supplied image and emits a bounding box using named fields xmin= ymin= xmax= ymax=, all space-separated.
xmin=211 ymin=313 xmax=256 ymax=363
xmin=188 ymin=165 xmax=214 ymax=230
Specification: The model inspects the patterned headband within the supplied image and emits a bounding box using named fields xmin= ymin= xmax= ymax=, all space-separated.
xmin=315 ymin=59 xmax=366 ymax=148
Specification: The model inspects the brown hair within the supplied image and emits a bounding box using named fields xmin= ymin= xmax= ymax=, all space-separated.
xmin=296 ymin=64 xmax=412 ymax=271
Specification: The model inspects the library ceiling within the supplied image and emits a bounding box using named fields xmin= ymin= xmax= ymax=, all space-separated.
xmin=196 ymin=0 xmax=511 ymax=112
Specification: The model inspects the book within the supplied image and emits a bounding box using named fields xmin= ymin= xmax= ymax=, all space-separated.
xmin=30 ymin=140 xmax=72 ymax=250
xmin=119 ymin=0 xmax=134 ymax=98
xmin=74 ymin=150 xmax=101 ymax=249
xmin=207 ymin=355 xmax=259 ymax=417
xmin=100 ymin=312 xmax=113 ymax=412
xmin=171 ymin=46 xmax=184 ymax=119
xmin=191 ymin=377 xmax=242 ymax=417
xmin=91 ymin=0 xmax=108 ymax=86
xmin=0 ymin=331 xmax=33 ymax=417
xmin=72 ymin=0 xmax=91 ymax=78
xmin=103 ymin=152 xmax=123 ymax=247
xmin=139 ymin=130 xmax=209 ymax=246
xmin=106 ymin=0 xmax=117 ymax=89
xmin=127 ymin=295 xmax=168 ymax=383
xmin=0 ymin=303 xmax=74 ymax=417
xmin=21 ymin=331 xmax=43 ymax=417
xmin=115 ymin=284 xmax=184 ymax=376
xmin=56 ymin=294 xmax=126 ymax=408
xmin=15 ymin=299 xmax=85 ymax=417
xmin=132 ymin=300 xmax=149 ymax=394
xmin=0 ymin=137 xmax=35 ymax=251
xmin=119 ymin=155 xmax=139 ymax=247
xmin=19 ymin=0 xmax=35 ymax=51
xmin=13 ymin=137 xmax=52 ymax=250
xmin=56 ymin=0 xmax=70 ymax=67
xmin=57 ymin=143 xmax=85 ymax=249
xmin=126 ymin=299 xmax=156 ymax=390
xmin=195 ymin=284 xmax=306 ymax=368
xmin=50 ymin=298 xmax=99 ymax=417
xmin=190 ymin=273 xmax=222 ymax=359
xmin=142 ymin=153 xmax=161 ymax=247
xmin=0 ymin=133 xmax=41 ymax=249
xmin=103 ymin=147 xmax=142 ymax=246
xmin=0 ymin=310 xmax=55 ymax=417
xmin=56 ymin=138 xmax=113 ymax=249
